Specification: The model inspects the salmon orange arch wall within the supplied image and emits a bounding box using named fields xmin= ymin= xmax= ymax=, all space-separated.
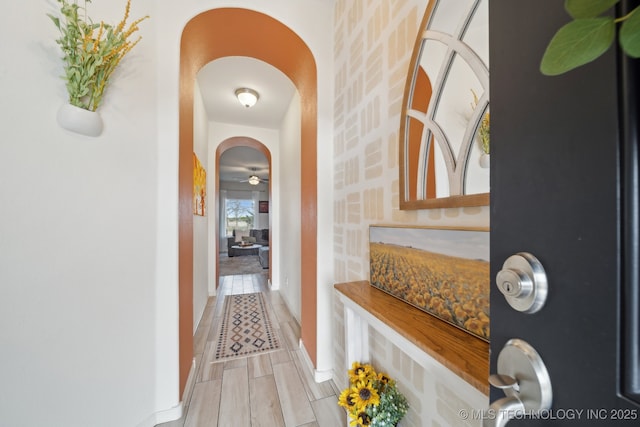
xmin=179 ymin=8 xmax=318 ymax=395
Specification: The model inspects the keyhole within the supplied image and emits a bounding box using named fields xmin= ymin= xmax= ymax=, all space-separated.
xmin=496 ymin=253 xmax=548 ymax=313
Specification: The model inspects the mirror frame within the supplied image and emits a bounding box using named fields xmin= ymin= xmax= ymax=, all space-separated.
xmin=399 ymin=0 xmax=490 ymax=210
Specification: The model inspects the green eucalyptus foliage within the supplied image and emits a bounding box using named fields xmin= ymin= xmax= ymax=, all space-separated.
xmin=565 ymin=0 xmax=619 ymax=18
xmin=48 ymin=0 xmax=148 ymax=111
xmin=620 ymin=7 xmax=640 ymax=57
xmin=540 ymin=0 xmax=640 ymax=76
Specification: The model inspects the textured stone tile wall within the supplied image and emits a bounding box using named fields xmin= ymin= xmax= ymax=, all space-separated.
xmin=332 ymin=0 xmax=489 ymax=424
xmin=332 ymin=0 xmax=488 ymax=285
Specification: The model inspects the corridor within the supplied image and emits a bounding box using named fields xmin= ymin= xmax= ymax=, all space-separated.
xmin=158 ymin=273 xmax=345 ymax=427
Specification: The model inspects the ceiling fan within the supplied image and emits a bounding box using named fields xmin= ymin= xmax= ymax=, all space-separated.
xmin=240 ymin=175 xmax=269 ymax=185
xmin=239 ymin=168 xmax=269 ymax=185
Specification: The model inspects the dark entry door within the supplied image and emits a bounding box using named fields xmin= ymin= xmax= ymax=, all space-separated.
xmin=489 ymin=0 xmax=640 ymax=424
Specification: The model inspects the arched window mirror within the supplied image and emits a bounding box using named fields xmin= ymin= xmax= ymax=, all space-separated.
xmin=399 ymin=0 xmax=489 ymax=209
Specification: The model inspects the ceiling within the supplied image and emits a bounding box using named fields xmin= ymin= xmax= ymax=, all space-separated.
xmin=197 ymin=56 xmax=296 ymax=184
xmin=218 ymin=146 xmax=271 ymax=184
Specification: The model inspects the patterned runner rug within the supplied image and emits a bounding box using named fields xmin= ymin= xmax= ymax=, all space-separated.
xmin=215 ymin=292 xmax=281 ymax=360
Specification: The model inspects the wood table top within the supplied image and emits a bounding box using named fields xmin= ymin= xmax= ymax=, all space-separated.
xmin=335 ymin=280 xmax=489 ymax=394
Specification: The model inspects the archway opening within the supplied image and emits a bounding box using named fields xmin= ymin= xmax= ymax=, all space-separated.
xmin=179 ymin=8 xmax=318 ymax=395
xmin=216 ymin=138 xmax=272 ymax=285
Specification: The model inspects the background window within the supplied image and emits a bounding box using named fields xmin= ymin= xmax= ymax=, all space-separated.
xmin=225 ymin=198 xmax=254 ymax=236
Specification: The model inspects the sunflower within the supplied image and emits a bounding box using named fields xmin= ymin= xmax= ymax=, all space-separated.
xmin=351 ymin=380 xmax=380 ymax=409
xmin=349 ymin=411 xmax=371 ymax=426
xmin=376 ymin=372 xmax=391 ymax=385
xmin=338 ymin=362 xmax=409 ymax=427
xmin=338 ymin=388 xmax=357 ymax=410
xmin=348 ymin=362 xmax=375 ymax=383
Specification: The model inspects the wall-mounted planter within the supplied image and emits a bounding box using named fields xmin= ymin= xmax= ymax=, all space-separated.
xmin=56 ymin=103 xmax=103 ymax=137
xmin=479 ymin=153 xmax=490 ymax=169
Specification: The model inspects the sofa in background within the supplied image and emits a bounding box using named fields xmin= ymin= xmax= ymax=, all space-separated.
xmin=227 ymin=229 xmax=269 ymax=257
xmin=259 ymin=246 xmax=269 ymax=268
xmin=249 ymin=229 xmax=269 ymax=246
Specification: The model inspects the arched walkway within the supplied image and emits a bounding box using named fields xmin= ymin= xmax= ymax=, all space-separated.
xmin=215 ymin=137 xmax=273 ymax=284
xmin=179 ymin=8 xmax=318 ymax=394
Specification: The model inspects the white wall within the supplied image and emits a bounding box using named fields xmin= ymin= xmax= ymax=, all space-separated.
xmin=0 ymin=1 xmax=334 ymax=425
xmin=278 ymin=92 xmax=303 ymax=322
xmin=193 ymin=82 xmax=209 ymax=331
xmin=0 ymin=1 xmax=160 ymax=426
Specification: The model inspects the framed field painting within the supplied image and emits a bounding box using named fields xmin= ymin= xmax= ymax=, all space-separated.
xmin=369 ymin=225 xmax=489 ymax=341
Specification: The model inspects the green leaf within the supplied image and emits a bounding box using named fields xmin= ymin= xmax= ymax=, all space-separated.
xmin=540 ymin=17 xmax=615 ymax=75
xmin=620 ymin=6 xmax=640 ymax=58
xmin=565 ymin=0 xmax=619 ymax=19
xmin=48 ymin=14 xmax=61 ymax=30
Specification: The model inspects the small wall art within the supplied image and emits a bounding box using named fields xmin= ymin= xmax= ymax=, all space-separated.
xmin=259 ymin=201 xmax=269 ymax=214
xmin=193 ymin=153 xmax=206 ymax=216
xmin=369 ymin=225 xmax=489 ymax=340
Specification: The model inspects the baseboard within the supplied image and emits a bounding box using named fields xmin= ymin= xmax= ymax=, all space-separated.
xmin=182 ymin=357 xmax=198 ymax=408
xmin=278 ymin=291 xmax=300 ymax=325
xmin=137 ymin=357 xmax=196 ymax=426
xmin=136 ymin=402 xmax=183 ymax=427
xmin=299 ymin=339 xmax=333 ymax=383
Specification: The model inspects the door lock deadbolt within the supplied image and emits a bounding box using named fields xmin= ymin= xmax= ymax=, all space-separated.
xmin=496 ymin=252 xmax=548 ymax=313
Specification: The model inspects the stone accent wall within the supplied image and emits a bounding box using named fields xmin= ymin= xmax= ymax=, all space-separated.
xmin=332 ymin=1 xmax=490 ymax=424
xmin=332 ymin=0 xmax=488 ymax=284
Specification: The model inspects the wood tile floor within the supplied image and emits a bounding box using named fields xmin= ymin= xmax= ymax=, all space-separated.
xmin=157 ymin=272 xmax=346 ymax=427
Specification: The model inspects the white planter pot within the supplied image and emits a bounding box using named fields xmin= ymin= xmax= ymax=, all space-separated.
xmin=56 ymin=103 xmax=103 ymax=137
xmin=479 ymin=153 xmax=490 ymax=169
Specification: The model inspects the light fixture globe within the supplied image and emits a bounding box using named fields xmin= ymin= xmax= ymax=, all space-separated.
xmin=248 ymin=175 xmax=260 ymax=185
xmin=235 ymin=88 xmax=259 ymax=108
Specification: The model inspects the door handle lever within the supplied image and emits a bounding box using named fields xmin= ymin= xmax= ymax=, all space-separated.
xmin=484 ymin=339 xmax=552 ymax=427
xmin=485 ymin=396 xmax=525 ymax=427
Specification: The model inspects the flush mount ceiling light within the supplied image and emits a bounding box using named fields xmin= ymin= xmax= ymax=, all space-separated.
xmin=248 ymin=175 xmax=260 ymax=185
xmin=235 ymin=88 xmax=259 ymax=108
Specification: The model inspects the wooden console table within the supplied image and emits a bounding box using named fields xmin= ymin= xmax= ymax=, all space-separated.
xmin=335 ymin=281 xmax=489 ymax=394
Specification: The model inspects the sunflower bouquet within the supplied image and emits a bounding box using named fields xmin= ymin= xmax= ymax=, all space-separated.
xmin=338 ymin=362 xmax=409 ymax=427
